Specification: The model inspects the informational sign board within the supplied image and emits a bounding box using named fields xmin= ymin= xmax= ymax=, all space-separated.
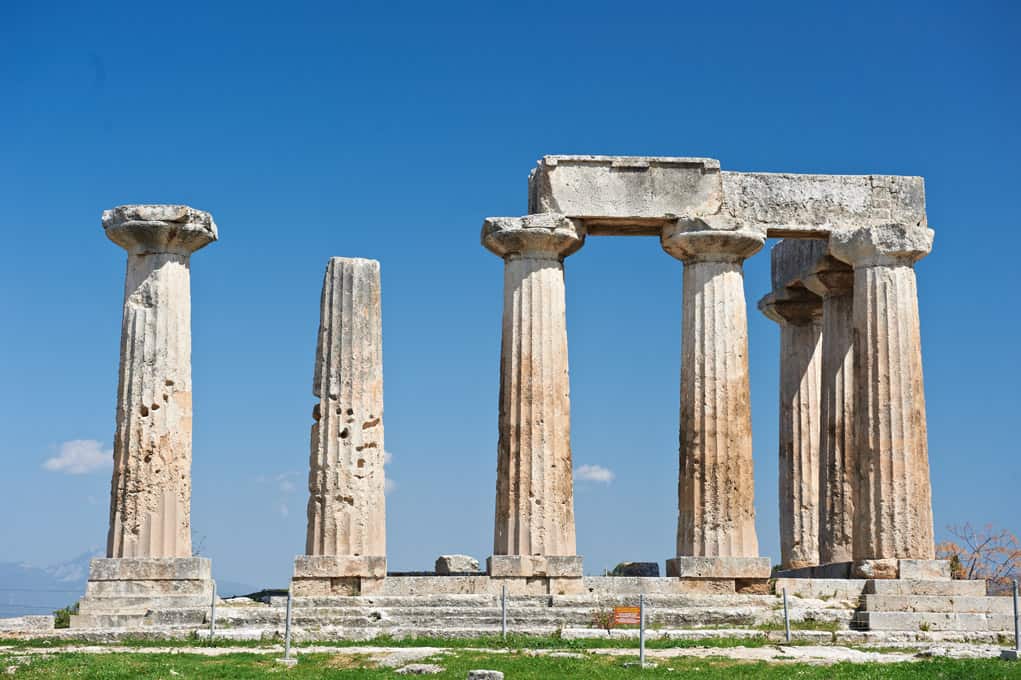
xmin=613 ymin=606 xmax=641 ymax=626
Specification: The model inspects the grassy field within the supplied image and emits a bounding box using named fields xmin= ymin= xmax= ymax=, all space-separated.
xmin=2 ymin=649 xmax=1021 ymax=679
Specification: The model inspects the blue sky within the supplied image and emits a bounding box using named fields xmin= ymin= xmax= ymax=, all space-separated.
xmin=1 ymin=1 xmax=1018 ymax=590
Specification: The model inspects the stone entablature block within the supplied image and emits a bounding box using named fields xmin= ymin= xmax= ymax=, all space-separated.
xmin=528 ymin=155 xmax=926 ymax=238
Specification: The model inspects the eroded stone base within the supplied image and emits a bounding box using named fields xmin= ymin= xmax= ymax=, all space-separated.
xmin=665 ymin=556 xmax=771 ymax=579
xmin=291 ymin=555 xmax=387 ymax=596
xmin=775 ymin=559 xmax=951 ymax=581
xmin=487 ymin=555 xmax=583 ymax=578
xmin=71 ymin=557 xmax=214 ymax=629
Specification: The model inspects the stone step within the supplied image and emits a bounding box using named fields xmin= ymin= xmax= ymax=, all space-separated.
xmin=290 ymin=593 xmax=778 ymax=609
xmin=855 ymin=611 xmax=1013 ymax=632
xmin=863 ymin=594 xmax=1013 ymax=614
xmin=863 ymin=580 xmax=986 ymax=596
xmin=70 ymin=613 xmax=149 ymax=629
xmin=78 ymin=595 xmax=213 ymax=612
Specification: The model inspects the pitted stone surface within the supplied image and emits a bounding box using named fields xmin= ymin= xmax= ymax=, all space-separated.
xmin=103 ymin=204 xmax=216 ymax=560
xmin=302 ymin=258 xmax=386 ymax=574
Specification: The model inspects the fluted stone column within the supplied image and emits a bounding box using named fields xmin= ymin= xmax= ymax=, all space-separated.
xmin=73 ymin=205 xmax=216 ymax=629
xmin=803 ymin=256 xmax=856 ymax=565
xmin=103 ymin=205 xmax=217 ymax=559
xmin=482 ymin=214 xmax=584 ymax=587
xmin=760 ymin=290 xmax=823 ymax=570
xmin=830 ymin=224 xmax=937 ymax=568
xmin=661 ymin=218 xmax=770 ymax=581
xmin=293 ymin=257 xmax=387 ymax=596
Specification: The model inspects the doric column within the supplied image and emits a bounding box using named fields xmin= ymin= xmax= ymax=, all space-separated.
xmin=293 ymin=257 xmax=387 ymax=596
xmin=661 ymin=218 xmax=770 ymax=581
xmin=760 ymin=290 xmax=823 ymax=570
xmin=803 ymin=256 xmax=856 ymax=565
xmin=482 ymin=214 xmax=584 ymax=584
xmin=103 ymin=205 xmax=217 ymax=559
xmin=73 ymin=205 xmax=217 ymax=629
xmin=830 ymin=224 xmax=936 ymax=562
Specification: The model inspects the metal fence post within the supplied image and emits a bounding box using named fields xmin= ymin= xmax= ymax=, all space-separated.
xmin=639 ymin=593 xmax=646 ymax=668
xmin=1004 ymin=581 xmax=1020 ymax=661
xmin=209 ymin=581 xmax=216 ymax=642
xmin=501 ymin=584 xmax=507 ymax=639
xmin=284 ymin=586 xmax=294 ymax=660
xmin=782 ymin=587 xmax=791 ymax=643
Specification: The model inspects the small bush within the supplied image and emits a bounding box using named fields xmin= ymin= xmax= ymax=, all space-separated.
xmin=52 ymin=602 xmax=79 ymax=629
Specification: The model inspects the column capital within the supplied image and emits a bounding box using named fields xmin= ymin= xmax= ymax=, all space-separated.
xmin=802 ymin=255 xmax=854 ymax=298
xmin=829 ymin=223 xmax=933 ymax=268
xmin=103 ymin=205 xmax=218 ymax=256
xmin=660 ymin=216 xmax=765 ymax=263
xmin=482 ymin=213 xmax=585 ymax=260
xmin=759 ymin=289 xmax=822 ymax=326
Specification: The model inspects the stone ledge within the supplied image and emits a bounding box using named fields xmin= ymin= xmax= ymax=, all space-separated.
xmin=291 ymin=577 xmax=385 ymax=597
xmin=293 ymin=555 xmax=386 ymax=578
xmin=87 ymin=557 xmax=211 ymax=581
xmin=665 ymin=556 xmax=772 ymax=579
xmin=852 ymin=559 xmax=951 ymax=580
xmin=487 ymin=555 xmax=583 ymax=578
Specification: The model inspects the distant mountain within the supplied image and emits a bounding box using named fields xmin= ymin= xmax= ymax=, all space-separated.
xmin=0 ymin=551 xmax=260 ymax=619
xmin=0 ymin=549 xmax=99 ymax=618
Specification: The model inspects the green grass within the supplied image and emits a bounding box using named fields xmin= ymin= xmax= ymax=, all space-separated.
xmin=0 ymin=633 xmax=778 ymax=651
xmin=1 ymin=650 xmax=1020 ymax=678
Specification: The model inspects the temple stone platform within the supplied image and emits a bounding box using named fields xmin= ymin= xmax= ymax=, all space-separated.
xmin=40 ymin=575 xmax=1009 ymax=640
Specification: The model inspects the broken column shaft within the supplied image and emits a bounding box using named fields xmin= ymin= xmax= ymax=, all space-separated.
xmin=294 ymin=257 xmax=387 ymax=595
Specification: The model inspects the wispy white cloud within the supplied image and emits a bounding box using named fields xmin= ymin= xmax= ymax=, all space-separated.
xmin=43 ymin=440 xmax=112 ymax=475
xmin=384 ymin=450 xmax=393 ymax=465
xmin=385 ymin=477 xmax=397 ymax=494
xmin=575 ymin=464 xmax=615 ymax=484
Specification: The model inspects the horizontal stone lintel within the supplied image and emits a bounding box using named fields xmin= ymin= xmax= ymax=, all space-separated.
xmin=487 ymin=555 xmax=584 ymax=578
xmin=528 ymin=155 xmax=925 ymax=235
xmin=293 ymin=555 xmax=387 ymax=578
xmin=666 ymin=556 xmax=772 ymax=579
xmin=87 ymin=557 xmax=211 ymax=582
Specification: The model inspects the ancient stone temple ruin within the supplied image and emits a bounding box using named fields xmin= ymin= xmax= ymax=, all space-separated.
xmin=60 ymin=156 xmax=1011 ymax=639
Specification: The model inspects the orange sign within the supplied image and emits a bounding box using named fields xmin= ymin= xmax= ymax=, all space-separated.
xmin=613 ymin=606 xmax=641 ymax=625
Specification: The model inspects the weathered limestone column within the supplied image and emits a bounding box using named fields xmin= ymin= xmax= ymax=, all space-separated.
xmin=292 ymin=257 xmax=387 ymax=596
xmin=760 ymin=290 xmax=823 ymax=570
xmin=482 ymin=214 xmax=584 ymax=592
xmin=661 ymin=217 xmax=770 ymax=582
xmin=73 ymin=205 xmax=216 ymax=628
xmin=830 ymin=224 xmax=938 ymax=574
xmin=104 ymin=205 xmax=217 ymax=558
xmin=803 ymin=256 xmax=856 ymax=565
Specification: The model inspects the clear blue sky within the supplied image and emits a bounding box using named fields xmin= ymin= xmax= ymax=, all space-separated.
xmin=1 ymin=1 xmax=1018 ymax=589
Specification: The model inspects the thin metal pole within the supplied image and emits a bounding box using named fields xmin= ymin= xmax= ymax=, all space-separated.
xmin=639 ymin=593 xmax=646 ymax=668
xmin=284 ymin=586 xmax=294 ymax=660
xmin=501 ymin=584 xmax=507 ymax=639
xmin=782 ymin=587 xmax=791 ymax=643
xmin=1013 ymin=580 xmax=1019 ymax=652
xmin=209 ymin=581 xmax=216 ymax=642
